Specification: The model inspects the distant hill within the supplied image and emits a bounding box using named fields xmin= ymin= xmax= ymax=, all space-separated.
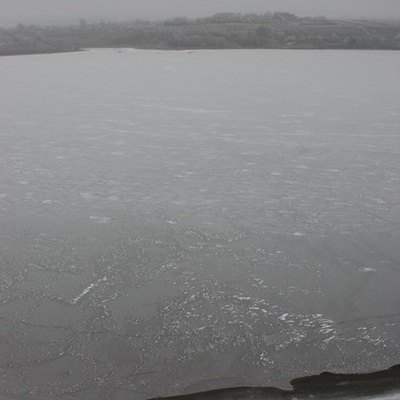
xmin=1 ymin=12 xmax=400 ymax=56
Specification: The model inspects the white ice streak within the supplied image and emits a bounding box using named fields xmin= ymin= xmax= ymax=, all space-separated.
xmin=89 ymin=216 xmax=111 ymax=224
xmin=359 ymin=267 xmax=377 ymax=272
xmin=279 ymin=313 xmax=289 ymax=321
xmin=70 ymin=276 xmax=108 ymax=304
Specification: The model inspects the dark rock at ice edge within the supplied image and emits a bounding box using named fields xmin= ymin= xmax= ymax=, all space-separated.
xmin=150 ymin=364 xmax=400 ymax=399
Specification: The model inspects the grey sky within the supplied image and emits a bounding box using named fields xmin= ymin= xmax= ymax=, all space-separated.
xmin=1 ymin=0 xmax=400 ymax=26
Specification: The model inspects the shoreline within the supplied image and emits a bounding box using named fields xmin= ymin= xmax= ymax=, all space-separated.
xmin=1 ymin=15 xmax=400 ymax=57
xmin=149 ymin=364 xmax=400 ymax=399
xmin=1 ymin=45 xmax=400 ymax=57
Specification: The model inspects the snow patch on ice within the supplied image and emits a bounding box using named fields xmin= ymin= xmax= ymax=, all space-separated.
xmin=89 ymin=216 xmax=111 ymax=224
xmin=70 ymin=276 xmax=108 ymax=304
xmin=359 ymin=267 xmax=377 ymax=272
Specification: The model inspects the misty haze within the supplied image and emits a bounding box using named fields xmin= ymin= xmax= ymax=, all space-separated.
xmin=1 ymin=3 xmax=400 ymax=400
xmin=2 ymin=0 xmax=400 ymax=25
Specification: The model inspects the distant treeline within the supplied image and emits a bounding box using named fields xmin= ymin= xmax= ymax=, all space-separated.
xmin=1 ymin=12 xmax=400 ymax=56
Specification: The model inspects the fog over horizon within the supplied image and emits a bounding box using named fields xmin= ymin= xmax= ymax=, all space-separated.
xmin=1 ymin=0 xmax=400 ymax=26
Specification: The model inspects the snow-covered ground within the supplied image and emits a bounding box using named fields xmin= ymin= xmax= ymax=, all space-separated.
xmin=0 ymin=48 xmax=400 ymax=399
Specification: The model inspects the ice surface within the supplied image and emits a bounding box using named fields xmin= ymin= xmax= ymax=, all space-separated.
xmin=0 ymin=48 xmax=400 ymax=399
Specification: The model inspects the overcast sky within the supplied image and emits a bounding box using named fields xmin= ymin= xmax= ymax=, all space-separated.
xmin=1 ymin=0 xmax=400 ymax=26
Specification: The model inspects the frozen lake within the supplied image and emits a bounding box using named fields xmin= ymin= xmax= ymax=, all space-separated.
xmin=0 ymin=48 xmax=400 ymax=399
